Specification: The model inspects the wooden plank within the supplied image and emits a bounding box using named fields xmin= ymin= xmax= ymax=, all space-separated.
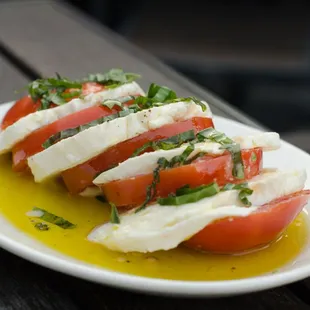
xmin=0 ymin=249 xmax=79 ymax=310
xmin=0 ymin=55 xmax=28 ymax=103
xmin=49 ymin=275 xmax=310 ymax=310
xmin=0 ymin=0 xmax=265 ymax=129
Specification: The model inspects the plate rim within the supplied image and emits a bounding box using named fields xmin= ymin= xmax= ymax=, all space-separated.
xmin=0 ymin=101 xmax=310 ymax=297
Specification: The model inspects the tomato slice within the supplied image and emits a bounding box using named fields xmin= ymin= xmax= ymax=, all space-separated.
xmin=12 ymin=102 xmax=133 ymax=172
xmin=100 ymin=148 xmax=262 ymax=207
xmin=184 ymin=190 xmax=310 ymax=254
xmin=1 ymin=96 xmax=40 ymax=130
xmin=61 ymin=117 xmax=214 ymax=194
xmin=1 ymin=82 xmax=106 ymax=130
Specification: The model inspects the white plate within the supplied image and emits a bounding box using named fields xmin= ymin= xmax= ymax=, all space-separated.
xmin=0 ymin=101 xmax=310 ymax=298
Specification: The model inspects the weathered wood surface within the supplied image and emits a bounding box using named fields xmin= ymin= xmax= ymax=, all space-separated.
xmin=0 ymin=1 xmax=309 ymax=309
xmin=0 ymin=0 xmax=265 ymax=129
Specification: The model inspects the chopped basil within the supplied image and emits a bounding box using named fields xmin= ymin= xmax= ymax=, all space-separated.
xmin=134 ymin=158 xmax=167 ymax=213
xmin=196 ymin=128 xmax=245 ymax=179
xmin=131 ymin=130 xmax=196 ymax=157
xmin=28 ymin=75 xmax=82 ymax=110
xmin=95 ymin=195 xmax=107 ymax=203
xmin=184 ymin=151 xmax=206 ymax=165
xmin=27 ymin=69 xmax=140 ymax=110
xmin=101 ymin=95 xmax=136 ymax=110
xmin=169 ymin=144 xmax=195 ymax=167
xmin=42 ymin=108 xmax=135 ymax=149
xmin=110 ymin=203 xmax=121 ymax=224
xmin=157 ymin=181 xmax=253 ymax=207
xmin=221 ymin=182 xmax=253 ymax=207
xmin=147 ymin=83 xmax=177 ymax=102
xmin=101 ymin=99 xmax=124 ymax=110
xmin=42 ymin=83 xmax=207 ymax=149
xmin=135 ymin=146 xmax=195 ymax=212
xmin=157 ymin=183 xmax=220 ymax=206
xmin=251 ymin=152 xmax=257 ymax=162
xmin=85 ymin=68 xmax=140 ymax=87
xmin=28 ymin=207 xmax=76 ymax=229
xmin=34 ymin=222 xmax=50 ymax=231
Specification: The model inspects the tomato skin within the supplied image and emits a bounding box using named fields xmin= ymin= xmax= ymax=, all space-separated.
xmin=1 ymin=82 xmax=106 ymax=130
xmin=1 ymin=96 xmax=40 ymax=130
xmin=100 ymin=148 xmax=262 ymax=207
xmin=11 ymin=104 xmax=125 ymax=172
xmin=184 ymin=190 xmax=310 ymax=254
xmin=61 ymin=117 xmax=215 ymax=194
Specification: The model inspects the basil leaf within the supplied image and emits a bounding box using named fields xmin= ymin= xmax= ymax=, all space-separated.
xmin=238 ymin=188 xmax=253 ymax=207
xmin=86 ymin=68 xmax=140 ymax=87
xmin=34 ymin=222 xmax=50 ymax=231
xmin=147 ymin=83 xmax=177 ymax=102
xmin=29 ymin=207 xmax=76 ymax=229
xmin=42 ymin=108 xmax=136 ymax=149
xmin=169 ymin=144 xmax=195 ymax=167
xmin=135 ymin=158 xmax=166 ymax=213
xmin=251 ymin=152 xmax=257 ymax=162
xmin=135 ymin=146 xmax=195 ymax=212
xmin=131 ymin=130 xmax=195 ymax=157
xmin=110 ymin=203 xmax=121 ymax=224
xmin=221 ymin=182 xmax=253 ymax=207
xmin=158 ymin=182 xmax=220 ymax=206
xmin=101 ymin=99 xmax=124 ymax=110
xmin=28 ymin=75 xmax=82 ymax=110
xmin=95 ymin=196 xmax=107 ymax=203
xmin=221 ymin=143 xmax=244 ymax=179
xmin=196 ymin=128 xmax=245 ymax=179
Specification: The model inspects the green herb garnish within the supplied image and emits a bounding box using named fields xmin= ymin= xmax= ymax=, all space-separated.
xmin=131 ymin=130 xmax=196 ymax=157
xmin=28 ymin=75 xmax=82 ymax=110
xmin=251 ymin=152 xmax=257 ymax=162
xmin=42 ymin=83 xmax=207 ymax=149
xmin=85 ymin=68 xmax=140 ymax=87
xmin=157 ymin=182 xmax=220 ymax=206
xmin=34 ymin=222 xmax=50 ymax=231
xmin=28 ymin=207 xmax=76 ymax=229
xmin=110 ymin=203 xmax=121 ymax=224
xmin=221 ymin=182 xmax=253 ymax=207
xmin=135 ymin=146 xmax=195 ymax=213
xmin=196 ymin=128 xmax=245 ymax=179
xmin=42 ymin=108 xmax=135 ymax=148
xmin=157 ymin=181 xmax=253 ymax=207
xmin=95 ymin=196 xmax=107 ymax=203
xmin=27 ymin=69 xmax=140 ymax=110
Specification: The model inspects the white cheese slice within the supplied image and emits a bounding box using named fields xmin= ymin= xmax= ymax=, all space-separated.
xmin=28 ymin=100 xmax=212 ymax=182
xmin=88 ymin=169 xmax=307 ymax=253
xmin=0 ymin=82 xmax=144 ymax=154
xmin=233 ymin=132 xmax=281 ymax=151
xmin=93 ymin=132 xmax=280 ymax=185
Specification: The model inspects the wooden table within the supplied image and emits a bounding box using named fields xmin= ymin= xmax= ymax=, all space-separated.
xmin=0 ymin=1 xmax=309 ymax=309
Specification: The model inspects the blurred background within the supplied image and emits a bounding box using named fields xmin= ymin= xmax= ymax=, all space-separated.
xmin=67 ymin=0 xmax=310 ymax=148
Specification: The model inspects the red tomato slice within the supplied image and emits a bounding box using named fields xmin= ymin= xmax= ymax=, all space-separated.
xmin=1 ymin=96 xmax=40 ymax=130
xmin=61 ymin=117 xmax=214 ymax=194
xmin=1 ymin=82 xmax=106 ymax=130
xmin=11 ymin=101 xmax=135 ymax=172
xmin=100 ymin=148 xmax=262 ymax=207
xmin=184 ymin=190 xmax=310 ymax=254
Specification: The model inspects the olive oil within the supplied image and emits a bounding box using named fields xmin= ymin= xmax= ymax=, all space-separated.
xmin=0 ymin=154 xmax=307 ymax=281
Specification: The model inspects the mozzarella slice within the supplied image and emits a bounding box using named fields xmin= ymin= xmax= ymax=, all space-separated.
xmin=93 ymin=132 xmax=280 ymax=185
xmin=28 ymin=100 xmax=212 ymax=182
xmin=88 ymin=169 xmax=307 ymax=253
xmin=0 ymin=82 xmax=144 ymax=154
xmin=233 ymin=132 xmax=280 ymax=151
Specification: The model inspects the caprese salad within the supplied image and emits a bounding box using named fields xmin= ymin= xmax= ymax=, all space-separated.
xmin=1 ymin=68 xmax=309 ymax=256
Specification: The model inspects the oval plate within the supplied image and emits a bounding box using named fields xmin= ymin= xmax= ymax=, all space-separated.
xmin=0 ymin=102 xmax=310 ymax=298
